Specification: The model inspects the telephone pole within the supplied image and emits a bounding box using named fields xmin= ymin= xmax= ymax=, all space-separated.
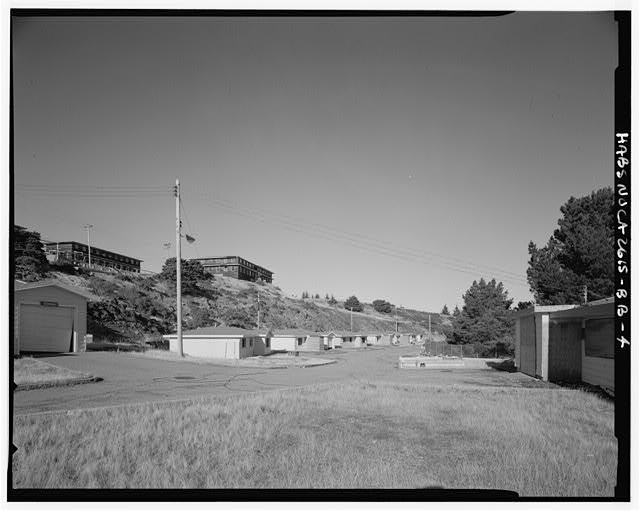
xmin=175 ymin=179 xmax=183 ymax=357
xmin=428 ymin=314 xmax=432 ymax=341
xmin=84 ymin=224 xmax=93 ymax=268
xmin=257 ymin=290 xmax=261 ymax=330
xmin=350 ymin=307 xmax=353 ymax=332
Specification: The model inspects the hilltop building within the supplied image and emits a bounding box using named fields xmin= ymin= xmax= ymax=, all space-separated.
xmin=191 ymin=256 xmax=273 ymax=283
xmin=45 ymin=241 xmax=142 ymax=273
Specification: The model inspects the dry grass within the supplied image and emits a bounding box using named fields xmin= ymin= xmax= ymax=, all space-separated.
xmin=12 ymin=381 xmax=616 ymax=495
xmin=14 ymin=357 xmax=93 ymax=387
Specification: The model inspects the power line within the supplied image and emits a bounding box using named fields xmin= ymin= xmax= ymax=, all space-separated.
xmin=192 ymin=194 xmax=531 ymax=288
xmin=191 ymin=193 xmax=529 ymax=284
xmin=199 ymin=194 xmax=527 ymax=281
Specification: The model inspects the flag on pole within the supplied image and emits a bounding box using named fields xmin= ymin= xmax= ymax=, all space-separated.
xmin=185 ymin=234 xmax=196 ymax=243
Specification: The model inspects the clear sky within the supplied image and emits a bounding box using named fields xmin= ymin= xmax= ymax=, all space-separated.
xmin=11 ymin=12 xmax=617 ymax=311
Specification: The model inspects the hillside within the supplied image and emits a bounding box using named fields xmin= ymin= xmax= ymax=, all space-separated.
xmin=47 ymin=270 xmax=447 ymax=344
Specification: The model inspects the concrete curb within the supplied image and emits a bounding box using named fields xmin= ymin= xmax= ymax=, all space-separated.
xmin=15 ymin=376 xmax=103 ymax=392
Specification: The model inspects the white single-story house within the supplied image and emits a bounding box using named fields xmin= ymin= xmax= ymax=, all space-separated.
xmin=514 ymin=299 xmax=615 ymax=392
xmin=375 ymin=334 xmax=394 ymax=346
xmin=13 ymin=280 xmax=96 ymax=355
xmin=321 ymin=331 xmax=342 ymax=349
xmin=338 ymin=332 xmax=357 ymax=347
xmin=163 ymin=327 xmax=273 ymax=359
xmin=364 ymin=333 xmax=382 ymax=345
xmin=353 ymin=334 xmax=368 ymax=348
xmin=398 ymin=334 xmax=412 ymax=345
xmin=270 ymin=329 xmax=324 ymax=352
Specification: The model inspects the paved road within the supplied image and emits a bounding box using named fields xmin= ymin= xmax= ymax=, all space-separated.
xmin=13 ymin=348 xmax=540 ymax=415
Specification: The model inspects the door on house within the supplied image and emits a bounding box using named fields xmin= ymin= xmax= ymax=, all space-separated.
xmin=19 ymin=304 xmax=74 ymax=353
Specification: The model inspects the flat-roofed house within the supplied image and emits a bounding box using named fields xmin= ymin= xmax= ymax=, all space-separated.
xmin=514 ymin=304 xmax=579 ymax=381
xmin=547 ymin=298 xmax=615 ymax=392
xmin=163 ymin=327 xmax=272 ymax=359
xmin=514 ymin=300 xmax=616 ymax=392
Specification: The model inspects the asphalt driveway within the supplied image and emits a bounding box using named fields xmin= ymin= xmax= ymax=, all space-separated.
xmin=13 ymin=348 xmax=544 ymax=415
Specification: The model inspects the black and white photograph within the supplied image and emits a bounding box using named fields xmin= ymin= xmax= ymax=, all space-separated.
xmin=6 ymin=6 xmax=635 ymax=501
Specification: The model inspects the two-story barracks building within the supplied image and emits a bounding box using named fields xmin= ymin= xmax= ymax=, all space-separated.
xmin=45 ymin=241 xmax=142 ymax=273
xmin=191 ymin=256 xmax=273 ymax=283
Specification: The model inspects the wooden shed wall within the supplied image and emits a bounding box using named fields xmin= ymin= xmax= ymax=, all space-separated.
xmin=548 ymin=320 xmax=582 ymax=383
xmin=582 ymin=352 xmax=615 ymax=391
xmin=519 ymin=315 xmax=536 ymax=377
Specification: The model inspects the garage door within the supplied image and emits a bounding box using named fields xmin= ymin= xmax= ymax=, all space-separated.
xmin=19 ymin=304 xmax=74 ymax=353
xmin=519 ymin=316 xmax=536 ymax=377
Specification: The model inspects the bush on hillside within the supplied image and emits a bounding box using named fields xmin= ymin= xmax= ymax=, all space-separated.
xmin=372 ymin=299 xmax=393 ymax=314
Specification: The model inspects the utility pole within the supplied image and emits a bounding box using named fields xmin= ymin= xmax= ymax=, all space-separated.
xmin=257 ymin=290 xmax=261 ymax=330
xmin=175 ymin=179 xmax=183 ymax=357
xmin=395 ymin=307 xmax=398 ymax=333
xmin=83 ymin=224 xmax=93 ymax=268
xmin=350 ymin=307 xmax=353 ymax=332
xmin=428 ymin=314 xmax=432 ymax=342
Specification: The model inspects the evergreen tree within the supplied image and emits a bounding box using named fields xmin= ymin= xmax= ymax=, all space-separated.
xmin=451 ymin=278 xmax=515 ymax=355
xmin=527 ymin=188 xmax=614 ymax=304
xmin=441 ymin=304 xmax=450 ymax=315
xmin=14 ymin=225 xmax=49 ymax=281
xmin=328 ymin=295 xmax=337 ymax=306
xmin=344 ymin=295 xmax=363 ymax=312
xmin=160 ymin=258 xmax=209 ymax=294
xmin=453 ymin=305 xmax=461 ymax=317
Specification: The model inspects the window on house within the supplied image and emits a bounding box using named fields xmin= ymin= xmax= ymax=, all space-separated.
xmin=266 ymin=339 xmax=270 ymax=348
xmin=242 ymin=340 xmax=246 ymax=348
xmin=249 ymin=339 xmax=253 ymax=347
xmin=297 ymin=338 xmax=303 ymax=346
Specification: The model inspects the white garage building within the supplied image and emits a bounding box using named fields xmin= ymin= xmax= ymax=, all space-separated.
xmin=13 ymin=281 xmax=95 ymax=355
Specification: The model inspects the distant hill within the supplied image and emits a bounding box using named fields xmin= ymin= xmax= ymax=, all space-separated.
xmin=45 ymin=269 xmax=447 ymax=344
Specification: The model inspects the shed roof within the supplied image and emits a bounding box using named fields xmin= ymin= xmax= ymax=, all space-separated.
xmin=513 ymin=304 xmax=579 ymax=318
xmin=14 ymin=280 xmax=98 ymax=301
xmin=549 ymin=298 xmax=614 ymax=320
xmin=165 ymin=326 xmax=272 ymax=338
xmin=272 ymin=329 xmax=314 ymax=337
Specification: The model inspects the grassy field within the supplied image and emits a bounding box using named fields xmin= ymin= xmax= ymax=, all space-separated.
xmin=14 ymin=357 xmax=94 ymax=388
xmin=12 ymin=379 xmax=615 ymax=495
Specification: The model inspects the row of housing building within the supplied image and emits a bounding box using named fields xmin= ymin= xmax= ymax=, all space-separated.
xmin=43 ymin=237 xmax=273 ymax=283
xmin=162 ymin=328 xmax=428 ymax=358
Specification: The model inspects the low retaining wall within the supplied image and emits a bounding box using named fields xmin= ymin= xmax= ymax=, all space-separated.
xmin=399 ymin=355 xmax=465 ymax=369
